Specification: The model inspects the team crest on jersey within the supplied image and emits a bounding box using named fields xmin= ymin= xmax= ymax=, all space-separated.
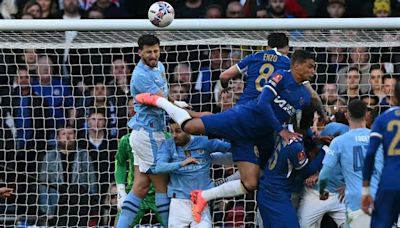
xmin=297 ymin=151 xmax=306 ymax=165
xmin=272 ymin=74 xmax=283 ymax=83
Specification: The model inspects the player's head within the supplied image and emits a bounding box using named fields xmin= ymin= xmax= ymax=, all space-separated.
xmin=346 ymin=99 xmax=367 ymax=123
xmin=268 ymin=33 xmax=289 ymax=54
xmin=137 ymin=34 xmax=161 ymax=68
xmin=291 ymin=49 xmax=316 ymax=83
xmin=169 ymin=120 xmax=191 ymax=146
xmin=57 ymin=126 xmax=76 ymax=150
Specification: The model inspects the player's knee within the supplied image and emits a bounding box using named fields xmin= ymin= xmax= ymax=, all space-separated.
xmin=182 ymin=120 xmax=196 ymax=134
xmin=133 ymin=180 xmax=150 ymax=198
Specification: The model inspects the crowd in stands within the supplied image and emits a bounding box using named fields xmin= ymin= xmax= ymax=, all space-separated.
xmin=0 ymin=0 xmax=396 ymax=20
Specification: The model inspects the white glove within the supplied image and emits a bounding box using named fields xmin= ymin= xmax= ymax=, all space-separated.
xmin=174 ymin=100 xmax=190 ymax=108
xmin=117 ymin=184 xmax=127 ymax=210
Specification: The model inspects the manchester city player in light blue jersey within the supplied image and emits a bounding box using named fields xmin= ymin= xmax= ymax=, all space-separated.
xmin=155 ymin=121 xmax=231 ymax=227
xmin=219 ymin=33 xmax=290 ymax=105
xmin=362 ymin=78 xmax=400 ymax=228
xmin=135 ymin=50 xmax=315 ymax=223
xmin=319 ymin=99 xmax=383 ymax=228
xmin=117 ymin=34 xmax=189 ymax=228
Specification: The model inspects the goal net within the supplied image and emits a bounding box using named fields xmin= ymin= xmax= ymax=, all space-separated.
xmin=0 ymin=21 xmax=399 ymax=227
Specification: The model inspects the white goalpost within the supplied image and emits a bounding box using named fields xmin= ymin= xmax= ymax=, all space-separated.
xmin=0 ymin=18 xmax=399 ymax=227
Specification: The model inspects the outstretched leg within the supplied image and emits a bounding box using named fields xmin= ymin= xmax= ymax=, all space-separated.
xmin=135 ymin=93 xmax=209 ymax=135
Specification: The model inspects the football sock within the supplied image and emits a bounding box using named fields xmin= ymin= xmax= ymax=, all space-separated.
xmin=116 ymin=192 xmax=142 ymax=228
xmin=156 ymin=97 xmax=192 ymax=126
xmin=201 ymin=180 xmax=246 ymax=201
xmin=155 ymin=193 xmax=170 ymax=227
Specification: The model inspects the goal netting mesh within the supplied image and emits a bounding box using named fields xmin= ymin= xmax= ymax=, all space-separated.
xmin=0 ymin=29 xmax=399 ymax=227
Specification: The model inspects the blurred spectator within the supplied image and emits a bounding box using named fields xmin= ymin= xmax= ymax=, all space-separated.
xmin=0 ymin=0 xmax=18 ymax=18
xmin=88 ymin=0 xmax=128 ymax=18
xmin=169 ymin=84 xmax=189 ymax=102
xmin=32 ymin=55 xmax=73 ymax=129
xmin=373 ymin=0 xmax=391 ymax=17
xmin=256 ymin=4 xmax=268 ymax=17
xmin=59 ymin=0 xmax=82 ymax=19
xmin=85 ymin=7 xmax=104 ymax=18
xmin=38 ymin=126 xmax=97 ymax=227
xmin=172 ymin=63 xmax=193 ymax=88
xmin=21 ymin=0 xmax=42 ymax=18
xmin=224 ymin=201 xmax=245 ymax=227
xmin=7 ymin=67 xmax=50 ymax=152
xmin=193 ymin=46 xmax=230 ymax=112
xmin=82 ymin=82 xmax=119 ymax=138
xmin=321 ymin=83 xmax=339 ymax=105
xmin=339 ymin=67 xmax=363 ymax=103
xmin=361 ymin=94 xmax=379 ymax=108
xmin=368 ymin=65 xmax=386 ymax=101
xmin=226 ymin=1 xmax=243 ymax=18
xmin=317 ymin=0 xmax=346 ymax=18
xmin=19 ymin=49 xmax=38 ymax=75
xmin=380 ymin=74 xmax=396 ymax=106
xmin=231 ymin=78 xmax=244 ymax=101
xmin=107 ymin=58 xmax=131 ymax=137
xmin=216 ymin=90 xmax=235 ymax=112
xmin=204 ymin=3 xmax=223 ymax=18
xmin=79 ymin=109 xmax=117 ymax=226
xmin=267 ymin=0 xmax=293 ymax=18
xmin=328 ymin=97 xmax=347 ymax=118
xmin=176 ymin=0 xmax=209 ymax=18
xmin=337 ymin=47 xmax=371 ymax=94
xmin=20 ymin=12 xmax=34 ymax=18
xmin=37 ymin=0 xmax=59 ymax=18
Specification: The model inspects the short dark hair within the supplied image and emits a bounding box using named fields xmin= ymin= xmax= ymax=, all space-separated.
xmin=347 ymin=67 xmax=361 ymax=76
xmin=369 ymin=64 xmax=386 ymax=74
xmin=88 ymin=107 xmax=106 ymax=118
xmin=361 ymin=94 xmax=379 ymax=106
xmin=348 ymin=99 xmax=367 ymax=120
xmin=382 ymin=74 xmax=393 ymax=83
xmin=291 ymin=49 xmax=315 ymax=64
xmin=137 ymin=34 xmax=160 ymax=50
xmin=268 ymin=33 xmax=289 ymax=49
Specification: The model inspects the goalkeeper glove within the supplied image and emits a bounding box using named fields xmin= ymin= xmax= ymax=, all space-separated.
xmin=117 ymin=184 xmax=127 ymax=210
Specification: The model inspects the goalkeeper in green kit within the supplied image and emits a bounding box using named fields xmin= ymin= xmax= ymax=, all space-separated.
xmin=115 ymin=133 xmax=167 ymax=226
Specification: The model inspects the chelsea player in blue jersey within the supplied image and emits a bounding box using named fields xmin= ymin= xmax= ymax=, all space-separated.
xmin=117 ymin=34 xmax=189 ymax=228
xmin=258 ymin=103 xmax=326 ymax=228
xmin=220 ymin=33 xmax=290 ymax=105
xmin=135 ymin=49 xmax=315 ymax=223
xmin=362 ymin=78 xmax=400 ymax=228
xmin=155 ymin=121 xmax=231 ymax=227
xmin=319 ymin=99 xmax=383 ymax=228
